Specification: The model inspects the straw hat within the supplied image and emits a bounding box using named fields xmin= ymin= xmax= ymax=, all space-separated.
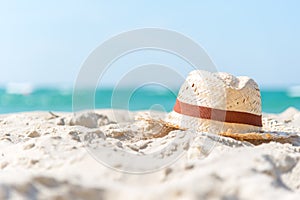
xmin=166 ymin=70 xmax=262 ymax=134
xmin=136 ymin=70 xmax=300 ymax=145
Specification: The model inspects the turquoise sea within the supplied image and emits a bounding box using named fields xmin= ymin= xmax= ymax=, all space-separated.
xmin=0 ymin=87 xmax=299 ymax=114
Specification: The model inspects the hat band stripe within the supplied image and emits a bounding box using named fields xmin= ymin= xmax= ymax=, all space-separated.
xmin=174 ymin=99 xmax=262 ymax=127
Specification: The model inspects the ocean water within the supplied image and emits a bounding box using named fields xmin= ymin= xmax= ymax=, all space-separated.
xmin=0 ymin=87 xmax=299 ymax=114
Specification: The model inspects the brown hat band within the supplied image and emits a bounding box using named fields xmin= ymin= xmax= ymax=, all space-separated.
xmin=173 ymin=99 xmax=262 ymax=127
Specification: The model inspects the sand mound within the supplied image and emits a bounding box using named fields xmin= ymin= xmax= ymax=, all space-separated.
xmin=0 ymin=109 xmax=300 ymax=199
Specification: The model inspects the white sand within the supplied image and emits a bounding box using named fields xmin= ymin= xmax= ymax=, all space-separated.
xmin=0 ymin=109 xmax=300 ymax=199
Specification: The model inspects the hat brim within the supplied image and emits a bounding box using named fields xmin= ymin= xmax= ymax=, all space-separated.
xmin=136 ymin=111 xmax=300 ymax=145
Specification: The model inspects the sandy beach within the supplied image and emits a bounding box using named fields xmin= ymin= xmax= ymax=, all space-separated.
xmin=2 ymin=0 xmax=300 ymax=199
xmin=0 ymin=108 xmax=299 ymax=199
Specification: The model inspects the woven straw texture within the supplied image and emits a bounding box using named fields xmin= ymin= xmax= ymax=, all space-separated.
xmin=166 ymin=70 xmax=262 ymax=133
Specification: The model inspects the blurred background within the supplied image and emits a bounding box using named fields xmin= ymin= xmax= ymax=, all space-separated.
xmin=0 ymin=1 xmax=299 ymax=113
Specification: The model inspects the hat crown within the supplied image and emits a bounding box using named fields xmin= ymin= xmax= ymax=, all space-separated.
xmin=177 ymin=70 xmax=261 ymax=115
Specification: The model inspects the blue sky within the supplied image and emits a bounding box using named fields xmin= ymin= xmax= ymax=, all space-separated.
xmin=0 ymin=1 xmax=299 ymax=88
